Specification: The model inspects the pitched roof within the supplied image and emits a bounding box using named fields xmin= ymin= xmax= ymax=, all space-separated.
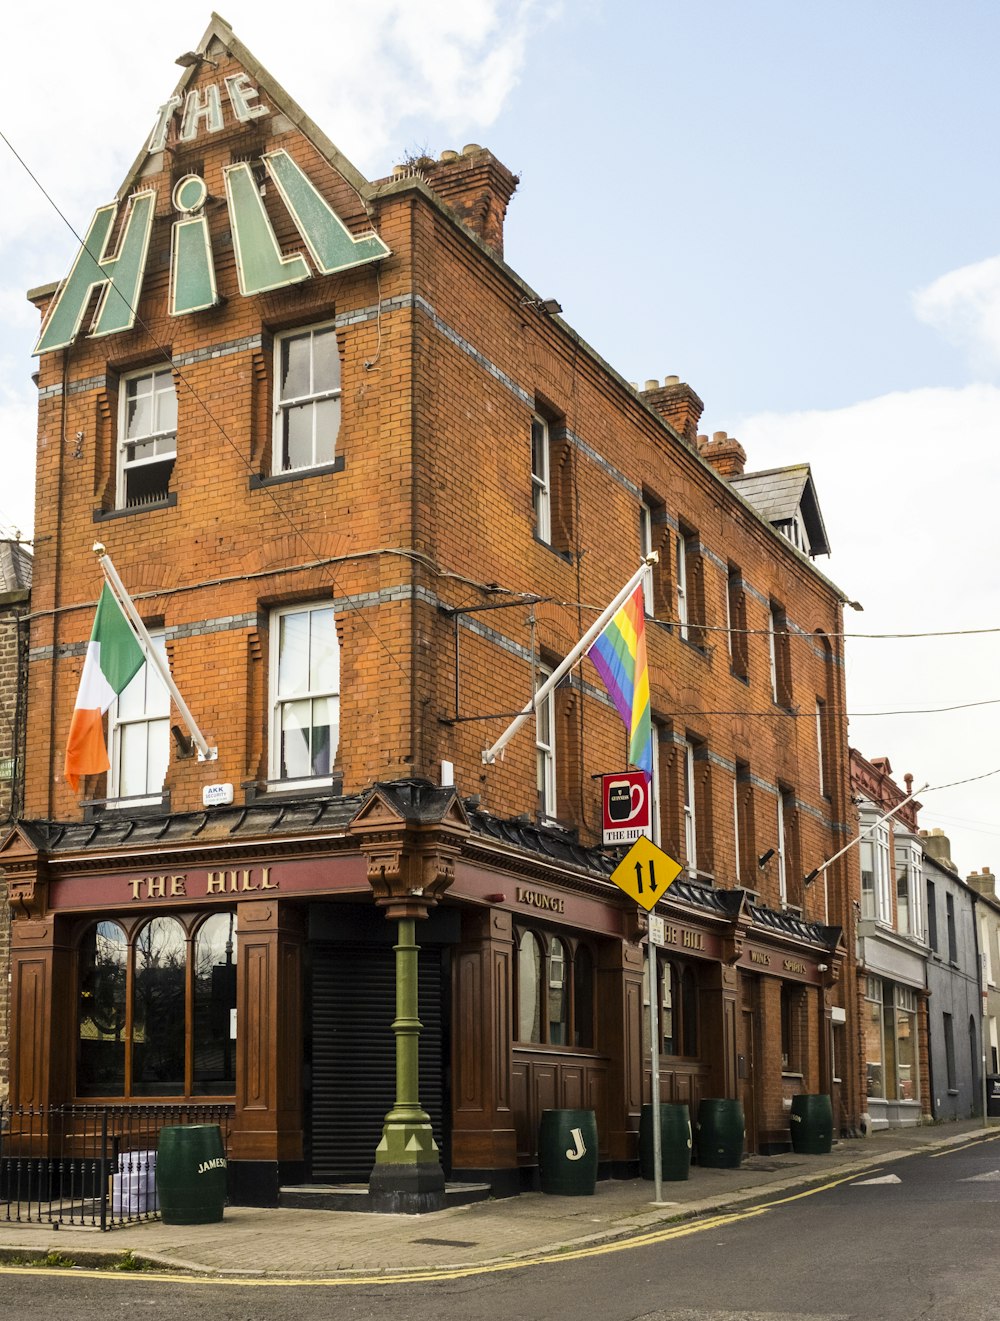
xmin=0 ymin=540 xmax=32 ymax=592
xmin=729 ymin=464 xmax=831 ymax=557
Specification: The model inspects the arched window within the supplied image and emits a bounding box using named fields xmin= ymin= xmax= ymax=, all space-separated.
xmin=133 ymin=917 xmax=187 ymax=1096
xmin=518 ymin=930 xmax=542 ymax=1043
xmin=516 ymin=929 xmax=597 ymax=1049
xmin=193 ymin=913 xmax=238 ymax=1095
xmin=77 ymin=921 xmax=128 ymax=1097
xmin=74 ymin=912 xmax=238 ymax=1099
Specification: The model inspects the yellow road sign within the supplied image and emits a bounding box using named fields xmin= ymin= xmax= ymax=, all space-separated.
xmin=610 ymin=836 xmax=683 ymax=911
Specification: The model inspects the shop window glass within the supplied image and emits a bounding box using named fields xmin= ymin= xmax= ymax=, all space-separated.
xmin=649 ymin=954 xmax=698 ymax=1058
xmin=517 ymin=929 xmax=595 ymax=1049
xmin=77 ymin=921 xmax=128 ymax=1097
xmin=517 ymin=930 xmax=542 ymax=1043
xmin=133 ymin=917 xmax=187 ymax=1096
xmin=573 ymin=944 xmax=594 ymax=1048
xmin=76 ymin=912 xmax=238 ymax=1100
xmin=864 ymin=975 xmax=884 ymax=1098
xmin=193 ymin=913 xmax=238 ymax=1095
xmin=547 ymin=936 xmax=568 ymax=1044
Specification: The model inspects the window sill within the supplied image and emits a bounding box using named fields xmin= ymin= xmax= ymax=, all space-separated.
xmin=243 ymin=775 xmax=343 ymax=803
xmin=93 ymin=493 xmax=177 ymax=521
xmin=249 ymin=457 xmax=344 ymax=489
xmin=531 ymin=532 xmax=574 ymax=564
xmin=84 ymin=792 xmax=170 ymax=821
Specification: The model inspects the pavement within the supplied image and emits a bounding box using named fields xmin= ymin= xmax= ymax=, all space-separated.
xmin=2 ymin=1118 xmax=999 ymax=1280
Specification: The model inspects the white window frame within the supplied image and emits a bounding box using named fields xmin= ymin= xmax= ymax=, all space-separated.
xmin=535 ymin=665 xmax=556 ymax=820
xmin=649 ymin=722 xmax=662 ymax=846
xmin=676 ymin=534 xmax=689 ymax=640
xmin=268 ymin=602 xmax=340 ymax=787
xmin=682 ymin=739 xmax=696 ymax=875
xmin=272 ymin=322 xmax=342 ymax=474
xmin=640 ymin=501 xmax=654 ymax=616
xmin=531 ymin=414 xmax=551 ymax=543
xmin=108 ymin=632 xmax=170 ymax=804
xmin=117 ymin=367 xmax=177 ymax=509
xmin=894 ymin=839 xmax=924 ymax=941
xmin=860 ymin=813 xmax=892 ymax=924
xmin=776 ymin=791 xmax=787 ymax=906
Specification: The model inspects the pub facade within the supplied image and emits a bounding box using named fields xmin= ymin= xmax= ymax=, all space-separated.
xmin=5 ymin=16 xmax=858 ymax=1208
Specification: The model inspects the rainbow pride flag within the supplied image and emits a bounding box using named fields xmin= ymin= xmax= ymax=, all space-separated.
xmin=587 ymin=584 xmax=652 ymax=775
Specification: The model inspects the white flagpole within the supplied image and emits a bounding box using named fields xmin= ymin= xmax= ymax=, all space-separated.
xmin=94 ymin=543 xmax=218 ymax=762
xmin=802 ymin=782 xmax=929 ymax=886
xmin=481 ymin=553 xmax=657 ymax=766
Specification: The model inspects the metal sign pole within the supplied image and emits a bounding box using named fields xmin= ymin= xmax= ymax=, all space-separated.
xmin=646 ymin=917 xmax=663 ymax=1205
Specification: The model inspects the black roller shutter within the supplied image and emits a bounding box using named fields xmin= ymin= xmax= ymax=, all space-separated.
xmin=310 ymin=943 xmax=447 ymax=1182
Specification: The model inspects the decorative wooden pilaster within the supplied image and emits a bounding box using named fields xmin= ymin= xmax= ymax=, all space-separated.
xmin=597 ymin=932 xmax=645 ymax=1172
xmin=450 ymin=905 xmax=518 ymax=1181
xmin=228 ymin=899 xmax=305 ymax=1203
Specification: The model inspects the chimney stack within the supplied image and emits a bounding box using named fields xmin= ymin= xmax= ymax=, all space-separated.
xmin=966 ymin=865 xmax=997 ymax=898
xmin=697 ymin=429 xmax=747 ymax=479
xmin=921 ymin=827 xmax=958 ymax=874
xmin=639 ymin=376 xmax=704 ymax=448
xmin=418 ymin=145 xmax=519 ymax=258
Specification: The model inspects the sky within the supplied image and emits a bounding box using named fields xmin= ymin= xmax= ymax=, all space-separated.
xmin=1 ymin=1 xmax=999 ymax=875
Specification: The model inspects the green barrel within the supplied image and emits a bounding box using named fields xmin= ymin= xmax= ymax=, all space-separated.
xmin=155 ymin=1125 xmax=227 ymax=1225
xmin=790 ymin=1093 xmax=833 ymax=1155
xmin=639 ymin=1103 xmax=691 ymax=1181
xmin=538 ymin=1109 xmax=598 ymax=1195
xmin=695 ymin=1098 xmax=744 ymax=1168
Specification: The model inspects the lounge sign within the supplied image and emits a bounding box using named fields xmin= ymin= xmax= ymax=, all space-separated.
xmin=35 ymin=75 xmax=390 ymax=355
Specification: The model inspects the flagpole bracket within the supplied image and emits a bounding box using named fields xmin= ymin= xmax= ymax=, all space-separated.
xmin=197 ymin=746 xmax=219 ymax=762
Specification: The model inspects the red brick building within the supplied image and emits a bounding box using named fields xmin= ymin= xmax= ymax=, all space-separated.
xmin=5 ymin=17 xmax=859 ymax=1206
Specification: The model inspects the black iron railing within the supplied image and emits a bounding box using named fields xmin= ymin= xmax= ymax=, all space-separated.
xmin=0 ymin=1103 xmax=234 ymax=1230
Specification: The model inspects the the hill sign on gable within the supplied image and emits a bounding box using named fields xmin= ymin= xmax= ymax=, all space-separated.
xmin=34 ymin=72 xmax=390 ymax=356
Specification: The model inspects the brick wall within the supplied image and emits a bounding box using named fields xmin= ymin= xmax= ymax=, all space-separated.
xmin=0 ymin=588 xmax=28 ymax=1101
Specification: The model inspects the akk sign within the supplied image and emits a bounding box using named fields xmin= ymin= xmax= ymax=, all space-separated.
xmin=601 ymin=770 xmax=651 ymax=845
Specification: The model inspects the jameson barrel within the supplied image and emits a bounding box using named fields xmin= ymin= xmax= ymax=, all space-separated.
xmin=156 ymin=1125 xmax=227 ymax=1224
xmin=790 ymin=1093 xmax=834 ymax=1155
xmin=538 ymin=1109 xmax=598 ymax=1195
xmin=639 ymin=1103 xmax=691 ymax=1181
xmin=695 ymin=1098 xmax=745 ymax=1168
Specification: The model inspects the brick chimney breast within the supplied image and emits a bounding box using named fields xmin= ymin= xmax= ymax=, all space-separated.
xmin=697 ymin=429 xmax=747 ymax=479
xmin=422 ymin=146 xmax=519 ymax=258
xmin=639 ymin=377 xmax=705 ymax=448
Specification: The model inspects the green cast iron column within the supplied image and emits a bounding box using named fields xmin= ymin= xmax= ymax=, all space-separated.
xmin=368 ymin=915 xmax=445 ymax=1211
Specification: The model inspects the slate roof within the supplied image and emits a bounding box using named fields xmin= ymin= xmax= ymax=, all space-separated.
xmin=13 ymin=780 xmax=837 ymax=951
xmin=730 ymin=464 xmax=831 ymax=557
xmin=0 ymin=541 xmax=32 ymax=592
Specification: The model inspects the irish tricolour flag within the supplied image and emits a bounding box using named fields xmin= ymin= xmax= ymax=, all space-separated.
xmin=64 ymin=584 xmax=146 ymax=793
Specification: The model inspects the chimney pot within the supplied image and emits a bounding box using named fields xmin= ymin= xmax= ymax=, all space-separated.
xmin=462 ymin=143 xmax=482 ymax=156
xmin=664 ymin=374 xmax=680 ymax=385
xmin=712 ymin=430 xmax=728 ymax=443
xmin=439 ymin=149 xmax=459 ymax=161
xmin=392 ymin=164 xmax=406 ymax=178
xmin=644 ymin=379 xmax=659 ymax=391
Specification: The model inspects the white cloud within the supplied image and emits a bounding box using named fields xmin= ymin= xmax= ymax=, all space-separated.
xmin=913 ymin=254 xmax=1000 ymax=375
xmin=734 ymin=384 xmax=1000 ymax=876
